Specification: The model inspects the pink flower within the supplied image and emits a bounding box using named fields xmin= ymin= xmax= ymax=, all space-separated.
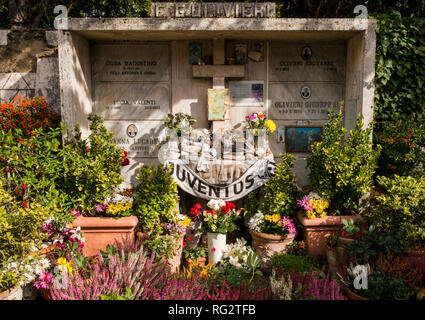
xmin=212 ymin=248 xmax=216 ymax=252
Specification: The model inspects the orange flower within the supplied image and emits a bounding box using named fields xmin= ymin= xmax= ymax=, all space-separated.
xmin=404 ymin=138 xmax=408 ymax=143
xmin=391 ymin=166 xmax=396 ymax=170
xmin=410 ymin=144 xmax=415 ymax=149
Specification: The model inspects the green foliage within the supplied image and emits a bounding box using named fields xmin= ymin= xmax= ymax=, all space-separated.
xmin=353 ymin=270 xmax=409 ymax=300
xmin=342 ymin=219 xmax=360 ymax=237
xmin=374 ymin=11 xmax=425 ymax=122
xmin=60 ymin=113 xmax=124 ymax=214
xmin=133 ymin=164 xmax=179 ymax=234
xmin=261 ymin=153 xmax=297 ymax=218
xmin=374 ymin=117 xmax=425 ymax=177
xmin=364 ymin=175 xmax=425 ymax=248
xmin=183 ymin=246 xmax=206 ymax=261
xmin=345 ymin=225 xmax=402 ymax=264
xmin=0 ymin=125 xmax=67 ymax=207
xmin=307 ymin=107 xmax=381 ymax=214
xmin=0 ymin=180 xmax=52 ymax=262
xmin=100 ymin=244 xmax=119 ymax=265
xmin=143 ymin=234 xmax=177 ymax=263
xmin=272 ymin=253 xmax=318 ymax=274
xmin=100 ymin=286 xmax=135 ymax=300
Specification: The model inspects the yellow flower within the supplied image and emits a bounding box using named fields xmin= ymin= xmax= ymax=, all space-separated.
xmin=264 ymin=120 xmax=276 ymax=133
xmin=180 ymin=217 xmax=191 ymax=228
xmin=57 ymin=257 xmax=73 ymax=274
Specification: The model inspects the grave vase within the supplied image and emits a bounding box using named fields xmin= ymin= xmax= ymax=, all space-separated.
xmin=207 ymin=232 xmax=227 ymax=264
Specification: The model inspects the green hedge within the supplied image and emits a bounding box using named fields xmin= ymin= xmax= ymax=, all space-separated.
xmin=374 ymin=11 xmax=425 ymax=122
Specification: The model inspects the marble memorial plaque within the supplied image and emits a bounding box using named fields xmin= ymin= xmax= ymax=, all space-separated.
xmin=94 ymin=83 xmax=170 ymax=120
xmin=104 ymin=121 xmax=165 ymax=158
xmin=269 ymin=83 xmax=343 ymax=120
xmin=92 ymin=44 xmax=170 ymax=82
xmin=269 ymin=43 xmax=346 ymax=83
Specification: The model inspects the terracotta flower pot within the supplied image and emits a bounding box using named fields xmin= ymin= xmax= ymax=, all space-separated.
xmin=0 ymin=286 xmax=23 ymax=300
xmin=184 ymin=257 xmax=207 ymax=272
xmin=73 ymin=216 xmax=138 ymax=257
xmin=326 ymin=246 xmax=338 ymax=277
xmin=167 ymin=233 xmax=185 ymax=273
xmin=39 ymin=288 xmax=52 ymax=300
xmin=249 ymin=229 xmax=295 ymax=274
xmin=345 ymin=286 xmax=370 ymax=300
xmin=297 ymin=212 xmax=362 ymax=256
xmin=336 ymin=237 xmax=355 ymax=263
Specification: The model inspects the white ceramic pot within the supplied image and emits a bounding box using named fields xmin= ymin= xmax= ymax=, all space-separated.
xmin=207 ymin=232 xmax=227 ymax=264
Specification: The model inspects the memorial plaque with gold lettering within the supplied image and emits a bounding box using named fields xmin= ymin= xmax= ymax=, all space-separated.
xmin=92 ymin=44 xmax=170 ymax=82
xmin=269 ymin=43 xmax=346 ymax=83
xmin=269 ymin=83 xmax=343 ymax=120
xmin=104 ymin=121 xmax=165 ymax=158
xmin=93 ymin=83 xmax=170 ymax=120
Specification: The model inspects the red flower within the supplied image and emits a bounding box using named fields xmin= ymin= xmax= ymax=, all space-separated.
xmin=404 ymin=138 xmax=408 ymax=143
xmin=21 ymin=182 xmax=27 ymax=190
xmin=122 ymin=149 xmax=128 ymax=158
xmin=410 ymin=144 xmax=415 ymax=149
xmin=121 ymin=158 xmax=130 ymax=166
xmin=212 ymin=248 xmax=216 ymax=252
xmin=391 ymin=165 xmax=396 ymax=170
xmin=23 ymin=201 xmax=28 ymax=209
xmin=187 ymin=236 xmax=192 ymax=241
xmin=189 ymin=203 xmax=202 ymax=217
xmin=183 ymin=241 xmax=187 ymax=246
xmin=221 ymin=205 xmax=230 ymax=214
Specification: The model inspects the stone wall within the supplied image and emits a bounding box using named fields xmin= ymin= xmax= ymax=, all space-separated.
xmin=0 ymin=30 xmax=60 ymax=113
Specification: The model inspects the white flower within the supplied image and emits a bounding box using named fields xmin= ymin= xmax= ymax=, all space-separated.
xmin=207 ymin=199 xmax=225 ymax=211
xmin=248 ymin=211 xmax=264 ymax=232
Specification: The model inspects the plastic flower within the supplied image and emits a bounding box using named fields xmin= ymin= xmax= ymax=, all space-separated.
xmin=264 ymin=119 xmax=276 ymax=133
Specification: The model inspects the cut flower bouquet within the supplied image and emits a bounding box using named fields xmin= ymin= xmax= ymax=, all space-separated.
xmin=189 ymin=199 xmax=241 ymax=234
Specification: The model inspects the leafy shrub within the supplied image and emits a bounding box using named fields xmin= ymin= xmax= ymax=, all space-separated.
xmin=272 ymin=253 xmax=318 ymax=274
xmin=307 ymin=107 xmax=381 ymax=214
xmin=374 ymin=118 xmax=424 ymax=177
xmin=364 ymin=175 xmax=425 ymax=248
xmin=345 ymin=226 xmax=402 ymax=264
xmin=0 ymin=125 xmax=66 ymax=206
xmin=183 ymin=246 xmax=206 ymax=261
xmin=133 ymin=164 xmax=179 ymax=234
xmin=143 ymin=234 xmax=177 ymax=263
xmin=0 ymin=96 xmax=59 ymax=138
xmin=260 ymin=153 xmax=297 ymax=218
xmin=353 ymin=270 xmax=409 ymax=300
xmin=60 ymin=113 xmax=124 ymax=214
xmin=374 ymin=11 xmax=425 ymax=122
xmin=0 ymin=180 xmax=52 ymax=262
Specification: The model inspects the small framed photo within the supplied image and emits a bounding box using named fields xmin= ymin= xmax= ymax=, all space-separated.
xmin=285 ymin=126 xmax=323 ymax=152
xmin=234 ymin=43 xmax=247 ymax=65
xmin=189 ymin=42 xmax=202 ymax=65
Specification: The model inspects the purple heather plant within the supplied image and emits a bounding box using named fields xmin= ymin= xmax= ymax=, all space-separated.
xmin=50 ymin=242 xmax=162 ymax=300
xmin=207 ymin=279 xmax=271 ymax=300
xmin=276 ymin=269 xmax=346 ymax=300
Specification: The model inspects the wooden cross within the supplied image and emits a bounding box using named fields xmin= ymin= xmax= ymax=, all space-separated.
xmin=192 ymin=39 xmax=245 ymax=131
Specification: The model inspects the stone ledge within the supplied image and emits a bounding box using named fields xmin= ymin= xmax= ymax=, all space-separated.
xmin=45 ymin=30 xmax=58 ymax=46
xmin=66 ymin=17 xmax=374 ymax=32
xmin=0 ymin=30 xmax=10 ymax=46
xmin=192 ymin=65 xmax=245 ymax=78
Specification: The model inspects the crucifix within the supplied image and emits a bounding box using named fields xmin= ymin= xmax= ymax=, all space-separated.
xmin=192 ymin=39 xmax=245 ymax=131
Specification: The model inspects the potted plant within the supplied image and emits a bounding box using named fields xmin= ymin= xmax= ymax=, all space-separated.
xmin=248 ymin=212 xmax=297 ymax=273
xmin=299 ymin=107 xmax=381 ymax=256
xmin=73 ymin=191 xmax=138 ymax=257
xmin=183 ymin=246 xmax=207 ymax=271
xmin=188 ymin=199 xmax=241 ymax=264
xmin=62 ymin=114 xmax=138 ymax=257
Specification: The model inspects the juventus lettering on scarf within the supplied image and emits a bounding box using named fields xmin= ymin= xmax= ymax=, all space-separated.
xmin=166 ymin=158 xmax=277 ymax=201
